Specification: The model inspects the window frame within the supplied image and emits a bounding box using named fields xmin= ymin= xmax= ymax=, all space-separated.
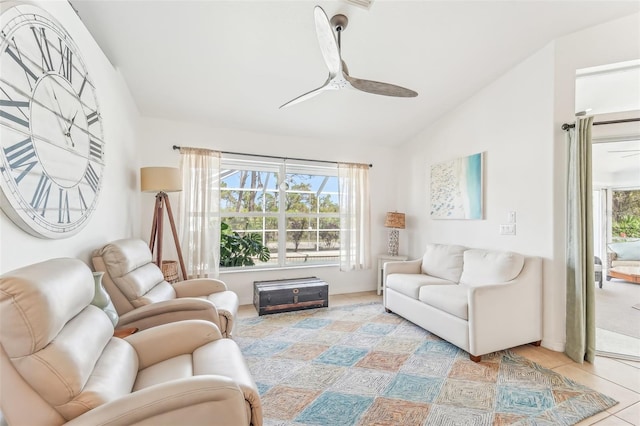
xmin=219 ymin=157 xmax=340 ymax=270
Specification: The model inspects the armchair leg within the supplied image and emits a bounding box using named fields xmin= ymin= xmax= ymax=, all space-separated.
xmin=385 ymin=308 xmax=392 ymax=313
xmin=532 ymin=340 xmax=541 ymax=347
xmin=470 ymin=354 xmax=481 ymax=362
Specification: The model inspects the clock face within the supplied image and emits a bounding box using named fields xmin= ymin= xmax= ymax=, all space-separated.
xmin=0 ymin=5 xmax=105 ymax=239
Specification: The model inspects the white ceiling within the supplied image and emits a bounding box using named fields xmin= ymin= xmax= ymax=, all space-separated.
xmin=593 ymin=139 xmax=640 ymax=175
xmin=70 ymin=0 xmax=640 ymax=147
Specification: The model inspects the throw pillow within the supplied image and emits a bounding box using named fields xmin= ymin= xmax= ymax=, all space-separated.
xmin=608 ymin=240 xmax=640 ymax=261
xmin=421 ymin=243 xmax=466 ymax=282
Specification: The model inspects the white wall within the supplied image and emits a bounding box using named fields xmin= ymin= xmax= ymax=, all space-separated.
xmin=396 ymin=12 xmax=640 ymax=352
xmin=0 ymin=1 xmax=141 ymax=273
xmin=576 ymin=60 xmax=640 ymax=115
xmin=138 ymin=117 xmax=400 ymax=304
xmin=396 ymin=42 xmax=557 ymax=347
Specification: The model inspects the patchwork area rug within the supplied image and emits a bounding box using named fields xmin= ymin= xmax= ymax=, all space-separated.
xmin=236 ymin=303 xmax=617 ymax=426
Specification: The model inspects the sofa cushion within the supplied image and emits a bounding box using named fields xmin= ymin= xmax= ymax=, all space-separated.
xmin=608 ymin=240 xmax=640 ymax=261
xmin=421 ymin=244 xmax=466 ymax=282
xmin=386 ymin=274 xmax=454 ymax=299
xmin=612 ymin=260 xmax=640 ymax=267
xmin=419 ymin=285 xmax=469 ymax=320
xmin=459 ymin=249 xmax=524 ymax=286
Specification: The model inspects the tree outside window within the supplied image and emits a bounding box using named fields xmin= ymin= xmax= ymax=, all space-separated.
xmin=219 ymin=161 xmax=339 ymax=268
xmin=612 ymin=189 xmax=640 ymax=241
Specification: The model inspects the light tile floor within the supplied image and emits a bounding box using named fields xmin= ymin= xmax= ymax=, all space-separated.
xmin=239 ymin=291 xmax=640 ymax=426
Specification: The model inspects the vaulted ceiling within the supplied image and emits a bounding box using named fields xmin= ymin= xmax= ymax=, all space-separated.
xmin=71 ymin=1 xmax=640 ymax=146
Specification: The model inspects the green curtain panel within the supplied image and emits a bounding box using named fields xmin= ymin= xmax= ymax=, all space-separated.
xmin=565 ymin=116 xmax=595 ymax=363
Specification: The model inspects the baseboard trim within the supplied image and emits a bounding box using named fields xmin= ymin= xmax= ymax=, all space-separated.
xmin=541 ymin=339 xmax=565 ymax=352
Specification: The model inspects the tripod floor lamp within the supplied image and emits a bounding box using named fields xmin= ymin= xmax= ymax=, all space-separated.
xmin=141 ymin=167 xmax=187 ymax=281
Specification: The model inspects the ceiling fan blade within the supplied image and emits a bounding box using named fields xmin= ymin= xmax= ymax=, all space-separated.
xmin=346 ymin=75 xmax=418 ymax=97
xmin=280 ymin=81 xmax=330 ymax=109
xmin=314 ymin=6 xmax=341 ymax=76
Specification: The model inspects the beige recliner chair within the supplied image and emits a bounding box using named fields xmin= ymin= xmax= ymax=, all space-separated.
xmin=0 ymin=258 xmax=262 ymax=426
xmin=92 ymin=238 xmax=239 ymax=337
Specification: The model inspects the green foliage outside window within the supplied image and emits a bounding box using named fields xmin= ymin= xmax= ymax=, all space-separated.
xmin=219 ymin=222 xmax=271 ymax=267
xmin=612 ymin=215 xmax=640 ymax=239
xmin=612 ymin=190 xmax=640 ymax=239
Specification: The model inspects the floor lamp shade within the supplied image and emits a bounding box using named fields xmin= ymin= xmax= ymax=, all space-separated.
xmin=141 ymin=166 xmax=187 ymax=282
xmin=384 ymin=212 xmax=405 ymax=256
xmin=140 ymin=167 xmax=182 ymax=193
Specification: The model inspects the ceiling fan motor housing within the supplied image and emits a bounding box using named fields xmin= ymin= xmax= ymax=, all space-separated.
xmin=330 ymin=14 xmax=348 ymax=32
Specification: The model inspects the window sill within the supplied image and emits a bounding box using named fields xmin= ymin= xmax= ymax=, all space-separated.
xmin=220 ymin=263 xmax=339 ymax=274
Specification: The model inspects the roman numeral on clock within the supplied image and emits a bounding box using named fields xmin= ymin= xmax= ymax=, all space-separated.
xmin=89 ymin=139 xmax=103 ymax=160
xmin=78 ymin=75 xmax=88 ymax=98
xmin=5 ymin=42 xmax=39 ymax=89
xmin=85 ymin=163 xmax=99 ymax=193
xmin=58 ymin=188 xmax=70 ymax=223
xmin=59 ymin=40 xmax=73 ymax=83
xmin=31 ymin=173 xmax=52 ymax=216
xmin=87 ymin=110 xmax=99 ymax=126
xmin=0 ymin=99 xmax=30 ymax=129
xmin=2 ymin=138 xmax=37 ymax=183
xmin=31 ymin=26 xmax=54 ymax=72
xmin=78 ymin=186 xmax=88 ymax=214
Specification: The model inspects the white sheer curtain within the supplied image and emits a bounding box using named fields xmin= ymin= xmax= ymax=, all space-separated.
xmin=178 ymin=148 xmax=221 ymax=278
xmin=338 ymin=163 xmax=371 ymax=271
xmin=565 ymin=116 xmax=595 ymax=363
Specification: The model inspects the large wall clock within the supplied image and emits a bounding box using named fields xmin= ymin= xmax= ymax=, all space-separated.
xmin=0 ymin=4 xmax=105 ymax=239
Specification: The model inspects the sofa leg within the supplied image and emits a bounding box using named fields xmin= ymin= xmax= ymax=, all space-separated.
xmin=532 ymin=340 xmax=541 ymax=347
xmin=470 ymin=354 xmax=481 ymax=362
xmin=385 ymin=308 xmax=392 ymax=313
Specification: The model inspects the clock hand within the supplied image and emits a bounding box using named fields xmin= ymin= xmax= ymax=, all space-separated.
xmin=65 ymin=111 xmax=77 ymax=147
xmin=45 ymin=83 xmax=69 ymax=138
xmin=48 ymin=83 xmax=78 ymax=148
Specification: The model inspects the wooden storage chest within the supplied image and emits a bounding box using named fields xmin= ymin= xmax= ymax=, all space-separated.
xmin=253 ymin=277 xmax=328 ymax=316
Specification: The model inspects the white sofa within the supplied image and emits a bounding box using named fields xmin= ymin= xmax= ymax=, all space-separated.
xmin=383 ymin=243 xmax=542 ymax=362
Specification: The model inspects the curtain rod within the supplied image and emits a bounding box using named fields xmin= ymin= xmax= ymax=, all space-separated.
xmin=172 ymin=145 xmax=373 ymax=168
xmin=561 ymin=117 xmax=640 ymax=131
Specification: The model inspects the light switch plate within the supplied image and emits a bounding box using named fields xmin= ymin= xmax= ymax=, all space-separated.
xmin=508 ymin=211 xmax=516 ymax=223
xmin=500 ymin=224 xmax=516 ymax=235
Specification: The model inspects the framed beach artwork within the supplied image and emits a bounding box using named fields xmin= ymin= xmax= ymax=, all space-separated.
xmin=430 ymin=152 xmax=484 ymax=219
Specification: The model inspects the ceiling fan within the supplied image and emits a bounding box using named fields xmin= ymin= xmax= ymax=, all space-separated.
xmin=280 ymin=5 xmax=418 ymax=109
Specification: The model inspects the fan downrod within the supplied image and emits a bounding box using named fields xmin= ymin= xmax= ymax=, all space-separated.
xmin=330 ymin=14 xmax=348 ymax=32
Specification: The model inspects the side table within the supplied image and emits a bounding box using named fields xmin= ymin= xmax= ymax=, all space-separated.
xmin=113 ymin=327 xmax=138 ymax=338
xmin=377 ymin=254 xmax=408 ymax=295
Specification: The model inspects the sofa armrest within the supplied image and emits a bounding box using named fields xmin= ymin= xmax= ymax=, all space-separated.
xmin=64 ymin=376 xmax=249 ymax=426
xmin=174 ymin=278 xmax=228 ymax=297
xmin=467 ymin=257 xmax=542 ymax=356
xmin=117 ymin=298 xmax=220 ymax=332
xmin=125 ymin=320 xmax=223 ymax=369
xmin=384 ymin=258 xmax=421 ymax=278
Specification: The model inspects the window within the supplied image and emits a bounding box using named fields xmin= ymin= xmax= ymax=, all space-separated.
xmin=219 ymin=158 xmax=340 ymax=268
xmin=611 ymin=189 xmax=640 ymax=242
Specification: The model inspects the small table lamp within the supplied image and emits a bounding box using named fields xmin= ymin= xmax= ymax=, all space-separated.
xmin=140 ymin=167 xmax=187 ymax=281
xmin=384 ymin=212 xmax=405 ymax=256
